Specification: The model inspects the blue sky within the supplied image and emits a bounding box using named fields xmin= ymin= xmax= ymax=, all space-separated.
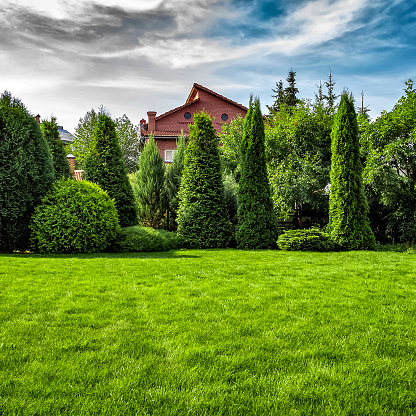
xmin=1 ymin=0 xmax=415 ymax=132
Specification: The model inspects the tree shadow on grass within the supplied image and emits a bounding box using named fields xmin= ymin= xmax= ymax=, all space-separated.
xmin=0 ymin=250 xmax=201 ymax=260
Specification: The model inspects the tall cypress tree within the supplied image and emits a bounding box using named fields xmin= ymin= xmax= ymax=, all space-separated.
xmin=177 ymin=111 xmax=230 ymax=248
xmin=236 ymin=96 xmax=277 ymax=249
xmin=132 ymin=134 xmax=165 ymax=228
xmin=329 ymin=93 xmax=375 ymax=250
xmin=41 ymin=116 xmax=72 ymax=180
xmin=83 ymin=114 xmax=137 ymax=227
xmin=164 ymin=133 xmax=186 ymax=230
xmin=0 ymin=91 xmax=55 ymax=251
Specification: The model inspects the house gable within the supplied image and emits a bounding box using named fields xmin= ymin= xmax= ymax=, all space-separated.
xmin=141 ymin=83 xmax=248 ymax=162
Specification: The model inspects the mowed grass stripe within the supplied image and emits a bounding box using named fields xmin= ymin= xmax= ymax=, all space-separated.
xmin=0 ymin=250 xmax=415 ymax=415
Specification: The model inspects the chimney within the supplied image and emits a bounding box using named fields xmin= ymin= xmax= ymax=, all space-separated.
xmin=147 ymin=111 xmax=156 ymax=132
xmin=67 ymin=153 xmax=76 ymax=175
xmin=34 ymin=114 xmax=41 ymax=124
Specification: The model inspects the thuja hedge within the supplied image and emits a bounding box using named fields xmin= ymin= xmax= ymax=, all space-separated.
xmin=30 ymin=179 xmax=119 ymax=254
xmin=111 ymin=226 xmax=183 ymax=252
xmin=277 ymin=229 xmax=341 ymax=252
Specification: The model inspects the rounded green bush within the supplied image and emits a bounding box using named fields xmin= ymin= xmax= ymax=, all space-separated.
xmin=30 ymin=179 xmax=120 ymax=254
xmin=111 ymin=226 xmax=182 ymax=252
xmin=277 ymin=229 xmax=340 ymax=252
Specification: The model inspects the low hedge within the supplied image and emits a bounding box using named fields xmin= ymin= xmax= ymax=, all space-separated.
xmin=277 ymin=229 xmax=341 ymax=252
xmin=111 ymin=226 xmax=183 ymax=253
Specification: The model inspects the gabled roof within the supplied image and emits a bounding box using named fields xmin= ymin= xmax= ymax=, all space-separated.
xmin=186 ymin=83 xmax=247 ymax=112
xmin=155 ymin=98 xmax=200 ymax=121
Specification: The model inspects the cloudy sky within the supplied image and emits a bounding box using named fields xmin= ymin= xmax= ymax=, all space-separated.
xmin=1 ymin=0 xmax=415 ymax=132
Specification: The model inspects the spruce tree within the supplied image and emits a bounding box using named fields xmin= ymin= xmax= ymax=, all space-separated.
xmin=236 ymin=96 xmax=277 ymax=249
xmin=284 ymin=68 xmax=300 ymax=108
xmin=132 ymin=134 xmax=165 ymax=227
xmin=177 ymin=111 xmax=230 ymax=248
xmin=41 ymin=116 xmax=72 ymax=180
xmin=0 ymin=91 xmax=55 ymax=251
xmin=83 ymin=114 xmax=137 ymax=227
xmin=329 ymin=93 xmax=375 ymax=250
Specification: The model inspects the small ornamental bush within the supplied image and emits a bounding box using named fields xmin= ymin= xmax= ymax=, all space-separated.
xmin=111 ymin=226 xmax=183 ymax=252
xmin=30 ymin=179 xmax=119 ymax=254
xmin=277 ymin=229 xmax=341 ymax=251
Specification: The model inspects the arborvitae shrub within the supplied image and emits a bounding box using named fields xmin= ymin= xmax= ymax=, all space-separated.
xmin=111 ymin=226 xmax=183 ymax=252
xmin=236 ymin=96 xmax=277 ymax=249
xmin=41 ymin=117 xmax=72 ymax=180
xmin=30 ymin=179 xmax=119 ymax=254
xmin=329 ymin=93 xmax=375 ymax=250
xmin=277 ymin=229 xmax=340 ymax=251
xmin=84 ymin=114 xmax=137 ymax=227
xmin=177 ymin=111 xmax=230 ymax=248
xmin=0 ymin=93 xmax=55 ymax=252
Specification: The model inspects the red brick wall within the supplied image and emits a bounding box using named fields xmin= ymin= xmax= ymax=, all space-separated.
xmin=157 ymin=138 xmax=177 ymax=160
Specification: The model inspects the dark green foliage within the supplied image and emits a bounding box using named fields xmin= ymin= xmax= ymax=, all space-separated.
xmin=223 ymin=173 xmax=239 ymax=246
xmin=236 ymin=97 xmax=277 ymax=249
xmin=284 ymin=68 xmax=300 ymax=108
xmin=177 ymin=111 xmax=230 ymax=248
xmin=0 ymin=92 xmax=55 ymax=252
xmin=30 ymin=179 xmax=119 ymax=254
xmin=41 ymin=116 xmax=72 ymax=180
xmin=329 ymin=93 xmax=375 ymax=250
xmin=83 ymin=114 xmax=137 ymax=227
xmin=111 ymin=226 xmax=183 ymax=252
xmin=277 ymin=229 xmax=340 ymax=251
xmin=164 ymin=133 xmax=186 ymax=230
xmin=132 ymin=134 xmax=165 ymax=227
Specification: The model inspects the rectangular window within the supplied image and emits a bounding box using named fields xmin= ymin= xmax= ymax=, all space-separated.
xmin=164 ymin=149 xmax=176 ymax=162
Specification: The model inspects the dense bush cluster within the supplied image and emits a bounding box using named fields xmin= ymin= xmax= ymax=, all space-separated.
xmin=0 ymin=92 xmax=55 ymax=252
xmin=111 ymin=226 xmax=183 ymax=252
xmin=277 ymin=229 xmax=340 ymax=251
xmin=30 ymin=179 xmax=119 ymax=254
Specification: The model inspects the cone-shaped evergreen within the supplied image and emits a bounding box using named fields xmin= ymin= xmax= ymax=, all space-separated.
xmin=133 ymin=134 xmax=165 ymax=227
xmin=0 ymin=92 xmax=55 ymax=251
xmin=83 ymin=114 xmax=137 ymax=227
xmin=41 ymin=117 xmax=72 ymax=180
xmin=329 ymin=93 xmax=375 ymax=250
xmin=236 ymin=96 xmax=277 ymax=249
xmin=177 ymin=111 xmax=230 ymax=248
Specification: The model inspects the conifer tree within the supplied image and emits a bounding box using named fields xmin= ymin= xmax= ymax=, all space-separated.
xmin=41 ymin=116 xmax=72 ymax=180
xmin=284 ymin=68 xmax=300 ymax=108
xmin=164 ymin=133 xmax=186 ymax=230
xmin=329 ymin=93 xmax=375 ymax=250
xmin=83 ymin=114 xmax=137 ymax=227
xmin=133 ymin=134 xmax=165 ymax=227
xmin=0 ymin=91 xmax=55 ymax=251
xmin=267 ymin=79 xmax=285 ymax=115
xmin=324 ymin=68 xmax=339 ymax=112
xmin=236 ymin=96 xmax=277 ymax=249
xmin=177 ymin=111 xmax=230 ymax=248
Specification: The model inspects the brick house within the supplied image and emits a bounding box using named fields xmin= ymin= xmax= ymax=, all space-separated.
xmin=140 ymin=83 xmax=248 ymax=162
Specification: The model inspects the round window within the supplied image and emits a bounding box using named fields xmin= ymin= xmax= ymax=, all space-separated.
xmin=221 ymin=113 xmax=228 ymax=121
xmin=184 ymin=112 xmax=191 ymax=120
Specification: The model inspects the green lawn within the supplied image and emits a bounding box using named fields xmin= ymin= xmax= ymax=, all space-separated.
xmin=0 ymin=249 xmax=415 ymax=415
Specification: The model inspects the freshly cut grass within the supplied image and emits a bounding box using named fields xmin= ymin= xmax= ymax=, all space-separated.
xmin=0 ymin=249 xmax=416 ymax=415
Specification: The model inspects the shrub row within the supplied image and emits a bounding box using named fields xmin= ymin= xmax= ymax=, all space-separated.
xmin=111 ymin=226 xmax=183 ymax=253
xmin=277 ymin=229 xmax=341 ymax=252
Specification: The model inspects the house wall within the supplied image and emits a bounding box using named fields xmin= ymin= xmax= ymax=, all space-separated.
xmin=156 ymin=138 xmax=177 ymax=160
xmin=155 ymin=91 xmax=247 ymax=135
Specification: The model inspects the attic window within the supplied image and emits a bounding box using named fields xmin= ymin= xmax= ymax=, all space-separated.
xmin=221 ymin=113 xmax=228 ymax=121
xmin=184 ymin=112 xmax=191 ymax=120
